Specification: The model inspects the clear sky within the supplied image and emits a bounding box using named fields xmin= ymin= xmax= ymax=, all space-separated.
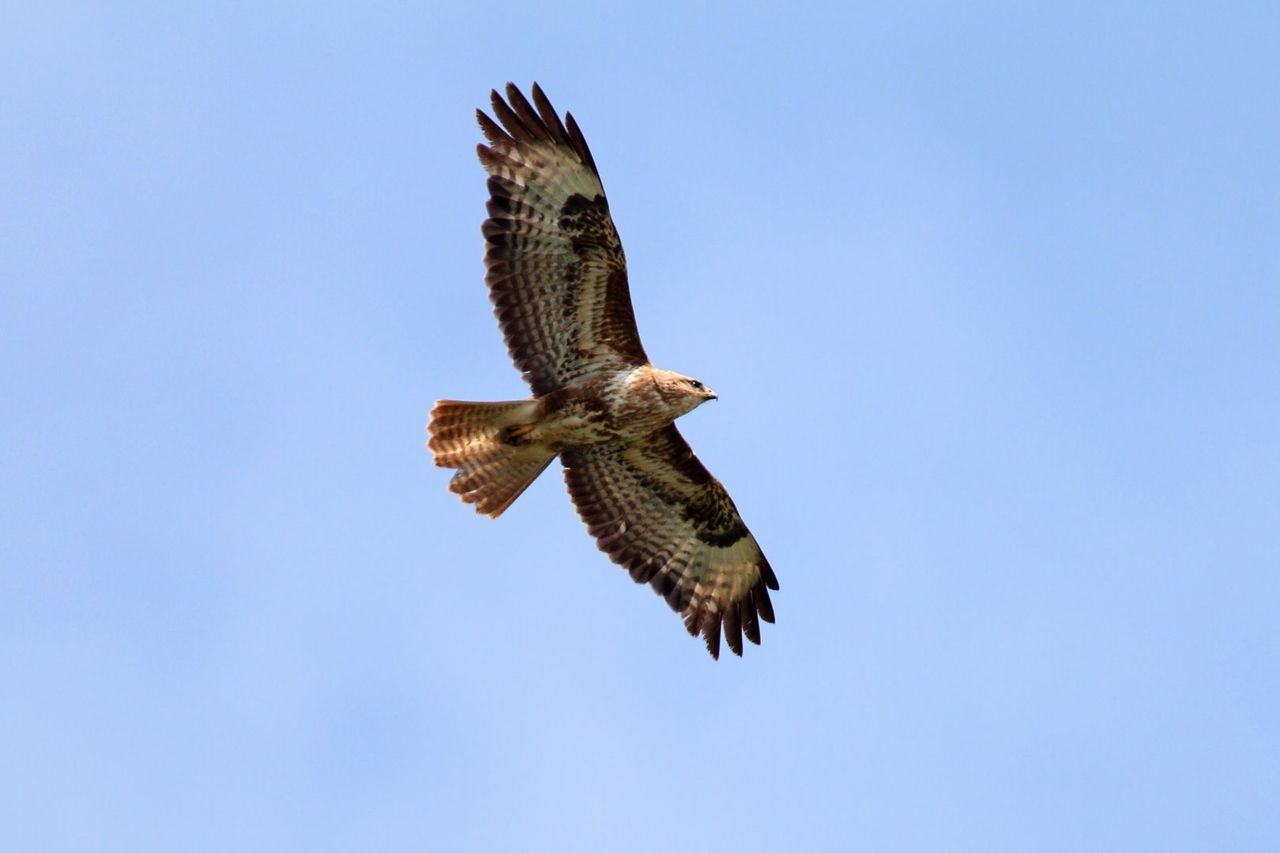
xmin=3 ymin=3 xmax=1278 ymax=851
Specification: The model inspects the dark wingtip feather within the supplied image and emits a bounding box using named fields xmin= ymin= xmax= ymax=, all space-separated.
xmin=703 ymin=617 xmax=722 ymax=660
xmin=760 ymin=555 xmax=780 ymax=591
xmin=723 ymin=605 xmax=743 ymax=657
xmin=564 ymin=112 xmax=599 ymax=175
xmin=505 ymin=83 xmax=553 ymax=142
xmin=530 ymin=81 xmax=552 ymax=110
xmin=753 ymin=582 xmax=776 ymax=624
xmin=490 ymin=86 xmax=535 ymax=142
xmin=682 ymin=608 xmax=701 ymax=637
xmin=740 ymin=595 xmax=761 ymax=645
xmin=530 ymin=83 xmax=570 ymax=144
xmin=476 ymin=109 xmax=510 ymax=147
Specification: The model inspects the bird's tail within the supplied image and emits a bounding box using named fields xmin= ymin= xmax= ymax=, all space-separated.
xmin=426 ymin=399 xmax=554 ymax=518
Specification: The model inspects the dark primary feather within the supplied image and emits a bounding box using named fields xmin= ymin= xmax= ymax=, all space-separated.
xmin=476 ymin=83 xmax=647 ymax=396
xmin=561 ymin=425 xmax=777 ymax=659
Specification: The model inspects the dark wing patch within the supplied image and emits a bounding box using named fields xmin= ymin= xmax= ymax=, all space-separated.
xmin=478 ymin=83 xmax=648 ymax=396
xmin=561 ymin=425 xmax=779 ymax=659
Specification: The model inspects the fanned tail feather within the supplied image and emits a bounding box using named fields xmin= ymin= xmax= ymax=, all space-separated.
xmin=427 ymin=399 xmax=553 ymax=518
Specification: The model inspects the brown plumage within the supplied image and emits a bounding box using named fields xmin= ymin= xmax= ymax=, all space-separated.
xmin=427 ymin=83 xmax=778 ymax=659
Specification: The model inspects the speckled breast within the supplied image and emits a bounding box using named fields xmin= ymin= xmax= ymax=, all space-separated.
xmin=535 ymin=367 xmax=676 ymax=450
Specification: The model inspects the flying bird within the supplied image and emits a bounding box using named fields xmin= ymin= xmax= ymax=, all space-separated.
xmin=427 ymin=83 xmax=778 ymax=658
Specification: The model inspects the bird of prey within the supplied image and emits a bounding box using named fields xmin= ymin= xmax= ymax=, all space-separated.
xmin=427 ymin=83 xmax=778 ymax=658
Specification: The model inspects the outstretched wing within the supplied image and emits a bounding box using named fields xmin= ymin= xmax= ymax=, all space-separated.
xmin=477 ymin=83 xmax=648 ymax=397
xmin=561 ymin=425 xmax=779 ymax=659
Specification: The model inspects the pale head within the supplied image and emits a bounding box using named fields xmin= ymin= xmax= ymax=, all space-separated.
xmin=650 ymin=367 xmax=718 ymax=419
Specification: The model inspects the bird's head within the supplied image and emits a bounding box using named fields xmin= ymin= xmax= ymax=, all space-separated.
xmin=651 ymin=368 xmax=717 ymax=417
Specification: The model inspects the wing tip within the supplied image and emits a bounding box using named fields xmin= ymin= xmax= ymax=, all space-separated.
xmin=683 ymin=583 xmax=775 ymax=660
xmin=477 ymin=83 xmax=599 ymax=178
xmin=753 ymin=580 xmax=776 ymax=625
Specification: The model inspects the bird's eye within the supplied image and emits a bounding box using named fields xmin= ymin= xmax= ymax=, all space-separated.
xmin=690 ymin=380 xmax=704 ymax=390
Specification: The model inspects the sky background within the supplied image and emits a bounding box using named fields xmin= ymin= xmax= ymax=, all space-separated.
xmin=3 ymin=3 xmax=1278 ymax=851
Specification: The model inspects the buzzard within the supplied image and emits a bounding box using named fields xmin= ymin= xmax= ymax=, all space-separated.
xmin=427 ymin=83 xmax=778 ymax=658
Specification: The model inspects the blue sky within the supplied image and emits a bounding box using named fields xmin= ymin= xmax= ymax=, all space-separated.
xmin=3 ymin=3 xmax=1278 ymax=850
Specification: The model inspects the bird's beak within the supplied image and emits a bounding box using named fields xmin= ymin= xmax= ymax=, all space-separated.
xmin=707 ymin=389 xmax=718 ymax=401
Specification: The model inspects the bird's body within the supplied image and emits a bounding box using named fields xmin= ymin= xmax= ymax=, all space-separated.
xmin=427 ymin=84 xmax=778 ymax=658
xmin=537 ymin=366 xmax=717 ymax=449
xmin=430 ymin=364 xmax=713 ymax=519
